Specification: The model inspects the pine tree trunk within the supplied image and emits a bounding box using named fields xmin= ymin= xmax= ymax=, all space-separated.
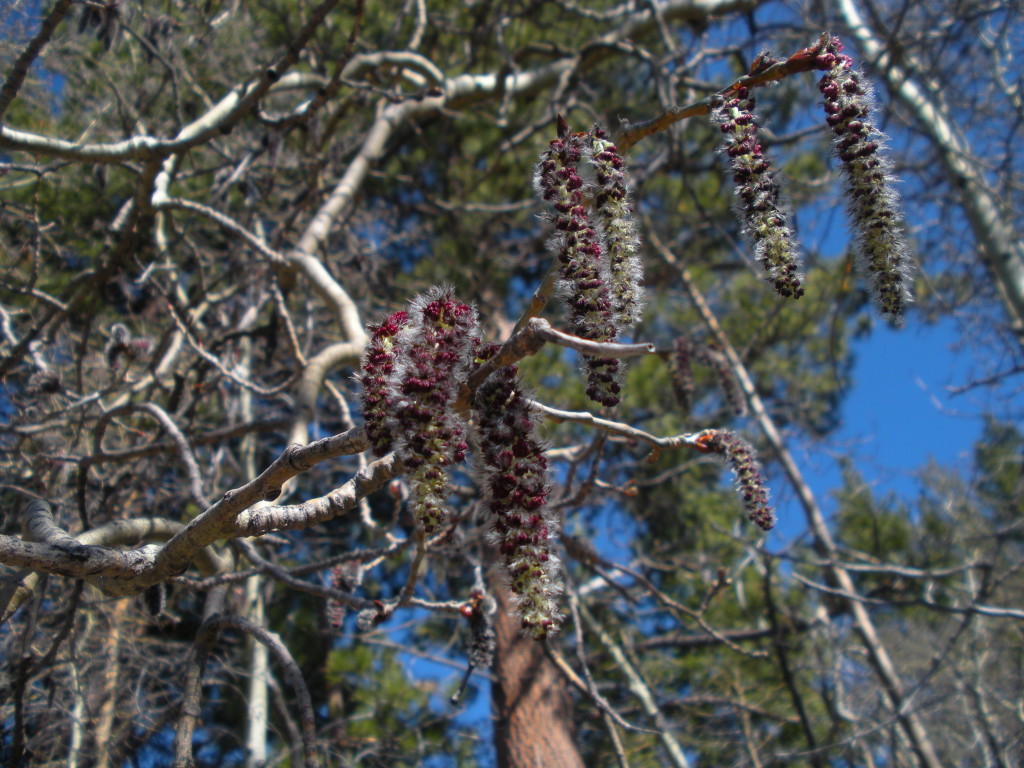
xmin=491 ymin=581 xmax=584 ymax=768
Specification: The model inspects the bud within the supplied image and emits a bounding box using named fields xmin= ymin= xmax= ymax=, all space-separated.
xmin=710 ymin=88 xmax=804 ymax=299
xmin=816 ymin=36 xmax=912 ymax=324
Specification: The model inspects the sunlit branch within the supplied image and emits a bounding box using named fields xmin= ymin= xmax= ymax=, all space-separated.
xmin=528 ymin=399 xmax=709 ymax=455
xmin=0 ymin=0 xmax=343 ymax=162
xmin=467 ymin=317 xmax=655 ymax=396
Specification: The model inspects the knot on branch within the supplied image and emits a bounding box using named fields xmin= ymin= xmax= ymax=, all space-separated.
xmin=283 ymin=443 xmax=311 ymax=472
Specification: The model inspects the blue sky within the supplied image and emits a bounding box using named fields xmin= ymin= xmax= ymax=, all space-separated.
xmin=771 ymin=316 xmax=1009 ymax=542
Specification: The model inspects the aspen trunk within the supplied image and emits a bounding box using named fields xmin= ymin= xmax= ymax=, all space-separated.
xmin=490 ymin=581 xmax=584 ymax=768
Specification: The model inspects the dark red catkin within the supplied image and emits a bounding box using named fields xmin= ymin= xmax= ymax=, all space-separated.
xmin=474 ymin=348 xmax=562 ymax=638
xmin=535 ymin=118 xmax=623 ymax=407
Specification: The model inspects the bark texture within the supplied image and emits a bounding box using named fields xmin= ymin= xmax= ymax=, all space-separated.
xmin=491 ymin=580 xmax=584 ymax=768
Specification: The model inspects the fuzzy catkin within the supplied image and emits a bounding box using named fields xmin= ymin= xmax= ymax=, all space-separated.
xmin=587 ymin=127 xmax=645 ymax=328
xmin=696 ymin=429 xmax=775 ymax=531
xmin=392 ymin=289 xmax=478 ymax=533
xmin=711 ymin=87 xmax=804 ymax=299
xmin=354 ymin=290 xmax=478 ymax=535
xmin=816 ymin=36 xmax=912 ymax=324
xmin=535 ymin=122 xmax=622 ymax=407
xmin=474 ymin=351 xmax=562 ymax=638
xmin=358 ymin=310 xmax=409 ymax=456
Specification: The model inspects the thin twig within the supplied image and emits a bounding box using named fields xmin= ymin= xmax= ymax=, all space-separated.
xmin=617 ymin=35 xmax=828 ymax=153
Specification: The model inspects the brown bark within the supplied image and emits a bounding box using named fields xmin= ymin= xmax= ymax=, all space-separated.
xmin=491 ymin=580 xmax=584 ymax=768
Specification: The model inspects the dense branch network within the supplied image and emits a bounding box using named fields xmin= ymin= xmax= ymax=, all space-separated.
xmin=1 ymin=3 xmax=995 ymax=765
xmin=0 ymin=20 xmax=913 ymax=633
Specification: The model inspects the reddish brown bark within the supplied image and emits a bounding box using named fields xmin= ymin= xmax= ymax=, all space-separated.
xmin=490 ymin=581 xmax=584 ymax=768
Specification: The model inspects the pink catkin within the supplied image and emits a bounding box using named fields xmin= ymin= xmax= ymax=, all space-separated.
xmin=391 ymin=289 xmax=478 ymax=532
xmin=711 ymin=86 xmax=804 ymax=299
xmin=358 ymin=310 xmax=409 ymax=457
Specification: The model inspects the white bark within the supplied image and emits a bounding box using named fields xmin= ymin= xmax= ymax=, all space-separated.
xmin=244 ymin=579 xmax=270 ymax=768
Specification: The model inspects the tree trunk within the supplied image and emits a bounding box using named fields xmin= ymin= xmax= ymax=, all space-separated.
xmin=491 ymin=581 xmax=584 ymax=768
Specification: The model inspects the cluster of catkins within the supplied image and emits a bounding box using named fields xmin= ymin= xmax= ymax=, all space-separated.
xmin=357 ymin=291 xmax=562 ymax=638
xmin=353 ymin=51 xmax=903 ymax=638
xmin=358 ymin=289 xmax=477 ymax=533
xmin=711 ymin=38 xmax=912 ymax=323
xmin=535 ymin=118 xmax=644 ymax=408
